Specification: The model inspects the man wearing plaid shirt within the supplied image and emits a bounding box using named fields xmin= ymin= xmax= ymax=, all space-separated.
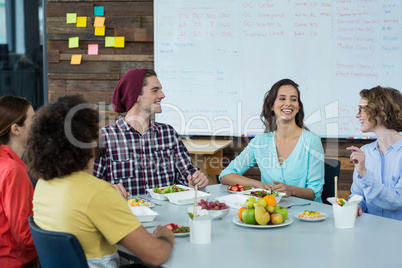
xmin=93 ymin=69 xmax=209 ymax=196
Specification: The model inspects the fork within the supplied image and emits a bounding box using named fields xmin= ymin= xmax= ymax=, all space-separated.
xmin=286 ymin=203 xmax=311 ymax=209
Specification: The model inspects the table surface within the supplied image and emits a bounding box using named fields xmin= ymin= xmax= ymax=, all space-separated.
xmin=181 ymin=139 xmax=232 ymax=154
xmin=120 ymin=184 xmax=401 ymax=268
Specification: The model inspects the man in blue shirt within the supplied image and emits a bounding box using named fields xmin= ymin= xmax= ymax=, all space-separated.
xmin=347 ymin=86 xmax=402 ymax=221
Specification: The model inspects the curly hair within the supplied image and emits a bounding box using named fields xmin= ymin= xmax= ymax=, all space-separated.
xmin=260 ymin=79 xmax=307 ymax=132
xmin=0 ymin=96 xmax=31 ymax=145
xmin=26 ymin=95 xmax=99 ymax=180
xmin=360 ymin=86 xmax=402 ymax=132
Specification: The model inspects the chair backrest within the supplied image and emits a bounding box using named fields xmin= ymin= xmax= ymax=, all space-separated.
xmin=28 ymin=216 xmax=89 ymax=268
xmin=322 ymin=158 xmax=341 ymax=205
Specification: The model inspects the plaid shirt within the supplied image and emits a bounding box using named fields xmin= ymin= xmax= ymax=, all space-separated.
xmin=93 ymin=116 xmax=199 ymax=195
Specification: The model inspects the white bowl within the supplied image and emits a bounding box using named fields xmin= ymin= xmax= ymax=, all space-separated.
xmin=146 ymin=185 xmax=194 ymax=201
xmin=206 ymin=208 xmax=230 ymax=220
xmin=130 ymin=206 xmax=158 ymax=222
xmin=166 ymin=191 xmax=210 ymax=205
xmin=238 ymin=188 xmax=286 ymax=204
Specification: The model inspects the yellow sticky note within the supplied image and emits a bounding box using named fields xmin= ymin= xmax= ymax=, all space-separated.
xmin=94 ymin=17 xmax=105 ymax=28
xmin=105 ymin=37 xmax=115 ymax=47
xmin=70 ymin=55 xmax=82 ymax=65
xmin=94 ymin=26 xmax=105 ymax=36
xmin=76 ymin=16 xmax=87 ymax=27
xmin=66 ymin=13 xmax=77 ymax=24
xmin=114 ymin=37 xmax=125 ymax=48
xmin=68 ymin=37 xmax=79 ymax=48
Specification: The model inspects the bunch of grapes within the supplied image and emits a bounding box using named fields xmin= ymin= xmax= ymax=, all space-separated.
xmin=198 ymin=199 xmax=229 ymax=210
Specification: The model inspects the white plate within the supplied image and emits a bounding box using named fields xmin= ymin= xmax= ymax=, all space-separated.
xmin=227 ymin=189 xmax=248 ymax=194
xmin=174 ymin=231 xmax=190 ymax=237
xmin=127 ymin=199 xmax=155 ymax=208
xmin=232 ymin=216 xmax=293 ymax=228
xmin=294 ymin=212 xmax=328 ymax=222
xmin=146 ymin=185 xmax=194 ymax=200
xmin=238 ymin=189 xmax=285 ymax=204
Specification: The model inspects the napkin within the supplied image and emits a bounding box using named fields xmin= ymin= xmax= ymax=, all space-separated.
xmin=215 ymin=194 xmax=249 ymax=209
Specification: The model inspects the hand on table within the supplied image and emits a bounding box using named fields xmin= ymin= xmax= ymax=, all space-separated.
xmin=346 ymin=146 xmax=366 ymax=177
xmin=153 ymin=225 xmax=175 ymax=246
xmin=188 ymin=170 xmax=209 ymax=189
xmin=113 ymin=183 xmax=131 ymax=199
xmin=255 ymin=181 xmax=275 ymax=191
xmin=356 ymin=204 xmax=362 ymax=217
xmin=272 ymin=180 xmax=291 ymax=197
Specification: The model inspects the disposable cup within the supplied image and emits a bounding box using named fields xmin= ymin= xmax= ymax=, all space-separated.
xmin=189 ymin=215 xmax=212 ymax=244
xmin=332 ymin=203 xmax=358 ymax=229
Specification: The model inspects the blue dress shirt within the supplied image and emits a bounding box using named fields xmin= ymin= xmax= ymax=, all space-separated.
xmin=219 ymin=130 xmax=325 ymax=202
xmin=350 ymin=138 xmax=402 ymax=221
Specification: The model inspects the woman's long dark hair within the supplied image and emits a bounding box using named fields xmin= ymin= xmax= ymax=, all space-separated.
xmin=0 ymin=96 xmax=31 ymax=145
xmin=260 ymin=79 xmax=307 ymax=132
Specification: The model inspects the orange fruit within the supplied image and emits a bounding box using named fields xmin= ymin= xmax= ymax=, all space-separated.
xmin=263 ymin=195 xmax=277 ymax=207
xmin=238 ymin=207 xmax=246 ymax=219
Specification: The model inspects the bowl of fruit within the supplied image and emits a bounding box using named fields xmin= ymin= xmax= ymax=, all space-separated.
xmin=196 ymin=199 xmax=230 ymax=220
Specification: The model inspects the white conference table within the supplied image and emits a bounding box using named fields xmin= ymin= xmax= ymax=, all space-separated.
xmin=119 ymin=184 xmax=401 ymax=268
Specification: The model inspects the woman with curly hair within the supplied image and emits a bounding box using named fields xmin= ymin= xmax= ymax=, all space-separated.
xmin=347 ymin=86 xmax=402 ymax=220
xmin=26 ymin=95 xmax=174 ymax=267
xmin=0 ymin=96 xmax=37 ymax=267
xmin=220 ymin=79 xmax=324 ymax=202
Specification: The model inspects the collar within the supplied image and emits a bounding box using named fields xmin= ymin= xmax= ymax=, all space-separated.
xmin=116 ymin=116 xmax=161 ymax=135
xmin=0 ymin=145 xmax=28 ymax=171
xmin=372 ymin=138 xmax=402 ymax=152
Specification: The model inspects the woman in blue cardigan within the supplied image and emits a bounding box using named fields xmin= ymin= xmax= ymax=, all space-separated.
xmin=220 ymin=79 xmax=325 ymax=202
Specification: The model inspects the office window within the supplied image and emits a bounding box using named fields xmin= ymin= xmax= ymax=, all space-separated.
xmin=0 ymin=0 xmax=6 ymax=43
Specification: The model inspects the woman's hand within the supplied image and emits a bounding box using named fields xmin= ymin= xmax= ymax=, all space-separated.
xmin=356 ymin=205 xmax=362 ymax=217
xmin=346 ymin=146 xmax=366 ymax=177
xmin=272 ymin=180 xmax=292 ymax=197
xmin=188 ymin=171 xmax=209 ymax=189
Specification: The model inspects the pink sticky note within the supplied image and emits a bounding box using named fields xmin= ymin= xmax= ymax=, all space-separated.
xmin=88 ymin=44 xmax=98 ymax=55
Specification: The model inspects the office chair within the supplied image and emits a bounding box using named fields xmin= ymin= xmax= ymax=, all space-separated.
xmin=28 ymin=216 xmax=89 ymax=268
xmin=322 ymin=158 xmax=341 ymax=205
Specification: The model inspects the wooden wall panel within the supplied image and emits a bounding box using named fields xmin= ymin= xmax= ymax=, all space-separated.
xmin=46 ymin=0 xmax=154 ymax=115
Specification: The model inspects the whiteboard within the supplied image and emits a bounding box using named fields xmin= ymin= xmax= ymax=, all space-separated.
xmin=154 ymin=0 xmax=402 ymax=138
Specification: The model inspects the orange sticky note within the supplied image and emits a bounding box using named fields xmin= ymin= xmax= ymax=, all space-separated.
xmin=94 ymin=17 xmax=105 ymax=28
xmin=76 ymin=16 xmax=87 ymax=27
xmin=94 ymin=26 xmax=105 ymax=36
xmin=114 ymin=36 xmax=125 ymax=48
xmin=70 ymin=54 xmax=82 ymax=65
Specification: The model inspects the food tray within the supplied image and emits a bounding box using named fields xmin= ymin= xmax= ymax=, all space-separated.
xmin=166 ymin=191 xmax=210 ymax=205
xmin=129 ymin=207 xmax=159 ymax=222
xmin=146 ymin=184 xmax=193 ymax=200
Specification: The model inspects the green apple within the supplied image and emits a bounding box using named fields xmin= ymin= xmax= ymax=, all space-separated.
xmin=254 ymin=198 xmax=267 ymax=208
xmin=242 ymin=208 xmax=256 ymax=224
xmin=273 ymin=205 xmax=288 ymax=221
xmin=270 ymin=212 xmax=284 ymax=225
xmin=265 ymin=205 xmax=275 ymax=214
xmin=245 ymin=197 xmax=256 ymax=209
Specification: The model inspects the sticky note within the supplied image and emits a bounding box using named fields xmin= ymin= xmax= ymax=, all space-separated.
xmin=70 ymin=55 xmax=82 ymax=65
xmin=94 ymin=6 xmax=104 ymax=16
xmin=94 ymin=26 xmax=105 ymax=36
xmin=88 ymin=44 xmax=98 ymax=55
xmin=68 ymin=37 xmax=79 ymax=48
xmin=76 ymin=16 xmax=87 ymax=27
xmin=105 ymin=36 xmax=115 ymax=47
xmin=114 ymin=37 xmax=125 ymax=48
xmin=66 ymin=13 xmax=77 ymax=24
xmin=94 ymin=17 xmax=105 ymax=28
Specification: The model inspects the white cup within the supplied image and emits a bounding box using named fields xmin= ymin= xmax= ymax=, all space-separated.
xmin=189 ymin=215 xmax=212 ymax=244
xmin=332 ymin=203 xmax=358 ymax=229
